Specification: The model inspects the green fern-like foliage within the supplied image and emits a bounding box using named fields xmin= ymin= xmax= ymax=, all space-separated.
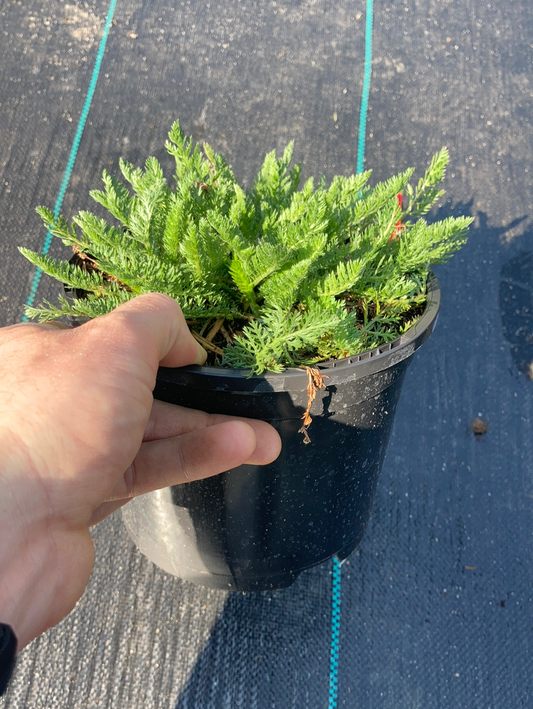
xmin=20 ymin=121 xmax=471 ymax=374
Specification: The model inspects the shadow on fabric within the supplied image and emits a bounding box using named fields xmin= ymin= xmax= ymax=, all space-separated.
xmin=500 ymin=248 xmax=533 ymax=380
xmin=174 ymin=569 xmax=332 ymax=709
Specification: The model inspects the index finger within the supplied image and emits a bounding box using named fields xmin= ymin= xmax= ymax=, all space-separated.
xmin=145 ymin=399 xmax=282 ymax=463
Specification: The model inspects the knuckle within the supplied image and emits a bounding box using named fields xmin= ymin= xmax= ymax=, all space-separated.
xmin=175 ymin=443 xmax=194 ymax=484
xmin=123 ymin=462 xmax=137 ymax=498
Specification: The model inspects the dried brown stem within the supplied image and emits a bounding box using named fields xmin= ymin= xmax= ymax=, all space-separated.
xmin=205 ymin=318 xmax=225 ymax=342
xmin=191 ymin=331 xmax=224 ymax=356
xmin=298 ymin=366 xmax=329 ymax=444
xmin=220 ymin=323 xmax=234 ymax=344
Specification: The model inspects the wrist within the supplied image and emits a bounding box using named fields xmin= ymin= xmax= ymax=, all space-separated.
xmin=0 ymin=440 xmax=95 ymax=649
xmin=0 ymin=510 xmax=95 ymax=649
xmin=0 ymin=464 xmax=50 ymax=646
xmin=0 ymin=518 xmax=56 ymax=648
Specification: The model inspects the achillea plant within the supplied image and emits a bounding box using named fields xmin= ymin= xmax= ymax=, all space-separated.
xmin=20 ymin=121 xmax=471 ymax=374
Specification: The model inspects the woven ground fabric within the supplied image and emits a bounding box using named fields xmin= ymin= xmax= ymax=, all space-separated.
xmin=1 ymin=0 xmax=532 ymax=707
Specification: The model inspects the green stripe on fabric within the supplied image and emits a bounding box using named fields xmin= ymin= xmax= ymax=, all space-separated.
xmin=22 ymin=0 xmax=118 ymax=321
xmin=329 ymin=0 xmax=374 ymax=705
xmin=328 ymin=557 xmax=342 ymax=708
xmin=356 ymin=0 xmax=374 ymax=175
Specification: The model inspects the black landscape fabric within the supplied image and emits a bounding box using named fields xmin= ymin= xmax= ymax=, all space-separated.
xmin=0 ymin=0 xmax=532 ymax=707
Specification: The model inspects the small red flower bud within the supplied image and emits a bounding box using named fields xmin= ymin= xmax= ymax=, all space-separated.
xmin=389 ymin=194 xmax=404 ymax=241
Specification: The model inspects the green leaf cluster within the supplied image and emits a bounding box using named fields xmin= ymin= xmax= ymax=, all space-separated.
xmin=20 ymin=121 xmax=471 ymax=374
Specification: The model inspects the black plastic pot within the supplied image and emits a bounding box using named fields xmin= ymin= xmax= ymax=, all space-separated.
xmin=122 ymin=273 xmax=440 ymax=591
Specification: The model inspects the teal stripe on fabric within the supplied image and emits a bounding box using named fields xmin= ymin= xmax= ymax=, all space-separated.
xmin=356 ymin=0 xmax=374 ymax=175
xmin=329 ymin=0 xmax=374 ymax=705
xmin=22 ymin=0 xmax=118 ymax=321
xmin=328 ymin=557 xmax=342 ymax=708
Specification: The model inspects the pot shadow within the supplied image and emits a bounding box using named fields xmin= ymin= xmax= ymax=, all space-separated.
xmin=500 ymin=249 xmax=533 ymax=380
xmin=431 ymin=203 xmax=532 ymax=381
xmin=173 ymin=566 xmax=332 ymax=709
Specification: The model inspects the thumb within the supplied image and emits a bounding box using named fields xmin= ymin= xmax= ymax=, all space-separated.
xmin=92 ymin=293 xmax=207 ymax=371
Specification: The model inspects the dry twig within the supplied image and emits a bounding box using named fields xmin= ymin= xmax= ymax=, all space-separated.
xmin=205 ymin=318 xmax=225 ymax=342
xmin=191 ymin=331 xmax=224 ymax=356
xmin=298 ymin=366 xmax=329 ymax=444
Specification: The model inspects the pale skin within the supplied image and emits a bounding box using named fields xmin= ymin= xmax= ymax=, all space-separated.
xmin=0 ymin=293 xmax=281 ymax=651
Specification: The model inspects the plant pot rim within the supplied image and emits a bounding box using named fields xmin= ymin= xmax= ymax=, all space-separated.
xmin=157 ymin=271 xmax=441 ymax=392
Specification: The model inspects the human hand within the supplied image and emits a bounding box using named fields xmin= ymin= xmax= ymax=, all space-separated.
xmin=0 ymin=294 xmax=281 ymax=650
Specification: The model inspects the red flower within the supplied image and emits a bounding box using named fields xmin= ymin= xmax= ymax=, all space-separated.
xmin=390 ymin=193 xmax=404 ymax=241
